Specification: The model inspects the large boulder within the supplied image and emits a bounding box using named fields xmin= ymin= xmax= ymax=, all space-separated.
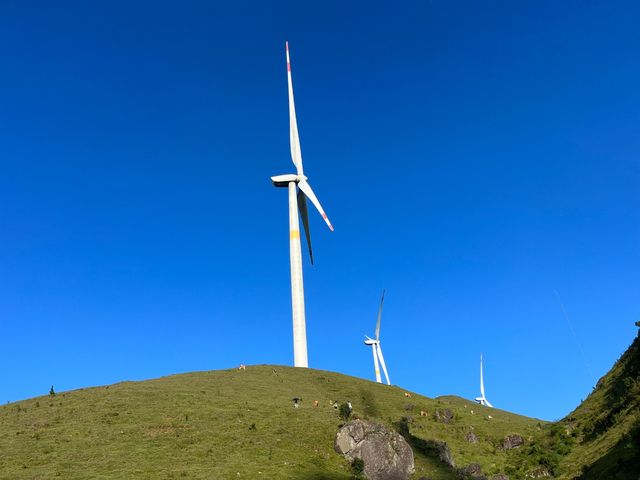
xmin=335 ymin=419 xmax=415 ymax=480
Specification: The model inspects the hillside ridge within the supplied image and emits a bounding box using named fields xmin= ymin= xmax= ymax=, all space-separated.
xmin=559 ymin=333 xmax=640 ymax=479
xmin=2 ymin=333 xmax=639 ymax=479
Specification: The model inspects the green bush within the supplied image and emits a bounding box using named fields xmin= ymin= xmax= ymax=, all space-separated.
xmin=339 ymin=402 xmax=352 ymax=421
xmin=351 ymin=457 xmax=365 ymax=476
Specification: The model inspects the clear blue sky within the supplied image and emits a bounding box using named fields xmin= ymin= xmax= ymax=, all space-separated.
xmin=1 ymin=1 xmax=638 ymax=421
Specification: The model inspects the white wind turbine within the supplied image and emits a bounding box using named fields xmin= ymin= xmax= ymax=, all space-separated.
xmin=364 ymin=290 xmax=391 ymax=385
xmin=271 ymin=42 xmax=334 ymax=368
xmin=475 ymin=354 xmax=493 ymax=407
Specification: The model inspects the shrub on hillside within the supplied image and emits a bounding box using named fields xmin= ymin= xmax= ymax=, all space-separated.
xmin=505 ymin=423 xmax=575 ymax=477
xmin=339 ymin=402 xmax=352 ymax=421
xmin=350 ymin=457 xmax=365 ymax=477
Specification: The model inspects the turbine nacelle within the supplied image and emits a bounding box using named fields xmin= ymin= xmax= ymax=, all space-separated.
xmin=364 ymin=336 xmax=378 ymax=345
xmin=271 ymin=173 xmax=307 ymax=187
xmin=475 ymin=396 xmax=494 ymax=408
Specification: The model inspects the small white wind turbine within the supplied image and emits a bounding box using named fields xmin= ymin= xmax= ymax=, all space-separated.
xmin=475 ymin=354 xmax=493 ymax=407
xmin=364 ymin=290 xmax=391 ymax=385
xmin=271 ymin=42 xmax=334 ymax=368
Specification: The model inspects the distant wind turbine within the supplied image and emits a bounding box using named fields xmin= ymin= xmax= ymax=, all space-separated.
xmin=475 ymin=354 xmax=493 ymax=407
xmin=271 ymin=42 xmax=334 ymax=368
xmin=364 ymin=290 xmax=391 ymax=385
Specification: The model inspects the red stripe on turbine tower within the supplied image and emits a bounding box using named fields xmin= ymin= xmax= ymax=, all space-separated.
xmin=286 ymin=42 xmax=291 ymax=71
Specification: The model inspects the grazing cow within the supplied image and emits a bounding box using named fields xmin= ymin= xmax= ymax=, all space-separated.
xmin=292 ymin=397 xmax=302 ymax=408
xmin=313 ymin=400 xmax=319 ymax=407
xmin=487 ymin=415 xmax=493 ymax=420
xmin=420 ymin=410 xmax=429 ymax=417
xmin=404 ymin=392 xmax=412 ymax=398
xmin=238 ymin=364 xmax=246 ymax=371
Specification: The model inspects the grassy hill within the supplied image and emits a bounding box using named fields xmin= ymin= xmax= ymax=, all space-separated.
xmin=558 ymin=333 xmax=640 ymax=479
xmin=2 ymin=333 xmax=638 ymax=479
xmin=1 ymin=366 xmax=542 ymax=480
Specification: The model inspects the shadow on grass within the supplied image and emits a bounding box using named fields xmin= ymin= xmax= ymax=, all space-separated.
xmin=578 ymin=419 xmax=640 ymax=480
xmin=582 ymin=336 xmax=640 ymax=441
xmin=358 ymin=387 xmax=380 ymax=419
xmin=292 ymin=470 xmax=352 ymax=480
xmin=394 ymin=417 xmax=458 ymax=477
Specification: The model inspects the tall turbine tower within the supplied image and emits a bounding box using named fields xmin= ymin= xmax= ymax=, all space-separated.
xmin=271 ymin=42 xmax=334 ymax=368
xmin=474 ymin=354 xmax=494 ymax=407
xmin=364 ymin=290 xmax=391 ymax=385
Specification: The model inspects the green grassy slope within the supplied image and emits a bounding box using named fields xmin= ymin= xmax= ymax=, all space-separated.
xmin=559 ymin=334 xmax=640 ymax=480
xmin=0 ymin=366 xmax=542 ymax=480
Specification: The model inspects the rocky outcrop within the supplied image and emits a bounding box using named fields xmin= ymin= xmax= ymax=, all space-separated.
xmin=464 ymin=431 xmax=479 ymax=444
xmin=463 ymin=463 xmax=482 ymax=475
xmin=435 ymin=408 xmax=455 ymax=424
xmin=526 ymin=466 xmax=551 ymax=478
xmin=335 ymin=419 xmax=415 ymax=480
xmin=459 ymin=463 xmax=486 ymax=479
xmin=491 ymin=475 xmax=509 ymax=480
xmin=501 ymin=434 xmax=524 ymax=450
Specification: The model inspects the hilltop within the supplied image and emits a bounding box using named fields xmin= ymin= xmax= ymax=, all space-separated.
xmin=1 ymin=332 xmax=639 ymax=479
xmin=1 ymin=366 xmax=541 ymax=479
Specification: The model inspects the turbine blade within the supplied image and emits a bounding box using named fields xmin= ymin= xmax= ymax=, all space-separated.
xmin=286 ymin=41 xmax=303 ymax=176
xmin=376 ymin=344 xmax=391 ymax=385
xmin=298 ymin=179 xmax=334 ymax=231
xmin=375 ymin=290 xmax=385 ymax=341
xmin=480 ymin=354 xmax=486 ymax=398
xmin=297 ymin=188 xmax=313 ymax=265
xmin=371 ymin=344 xmax=381 ymax=383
